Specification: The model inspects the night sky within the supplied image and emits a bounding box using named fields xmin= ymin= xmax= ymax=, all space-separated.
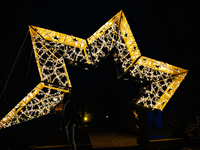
xmin=0 ymin=0 xmax=200 ymax=123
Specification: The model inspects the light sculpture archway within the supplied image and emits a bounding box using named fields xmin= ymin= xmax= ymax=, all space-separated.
xmin=0 ymin=10 xmax=188 ymax=129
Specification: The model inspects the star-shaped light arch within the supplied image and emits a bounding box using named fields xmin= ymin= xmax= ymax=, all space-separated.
xmin=0 ymin=10 xmax=188 ymax=129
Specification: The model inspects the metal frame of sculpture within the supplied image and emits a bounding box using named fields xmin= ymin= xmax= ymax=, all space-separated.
xmin=0 ymin=10 xmax=188 ymax=130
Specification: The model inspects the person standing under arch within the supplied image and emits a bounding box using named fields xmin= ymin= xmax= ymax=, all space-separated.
xmin=61 ymin=93 xmax=77 ymax=150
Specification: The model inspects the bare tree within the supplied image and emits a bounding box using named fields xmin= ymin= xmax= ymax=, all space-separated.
xmin=142 ymin=0 xmax=200 ymax=110
xmin=143 ymin=1 xmax=199 ymax=69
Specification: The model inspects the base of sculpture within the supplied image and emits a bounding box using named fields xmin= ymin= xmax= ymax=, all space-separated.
xmin=138 ymin=136 xmax=184 ymax=150
xmin=0 ymin=114 xmax=92 ymax=150
xmin=128 ymin=102 xmax=184 ymax=150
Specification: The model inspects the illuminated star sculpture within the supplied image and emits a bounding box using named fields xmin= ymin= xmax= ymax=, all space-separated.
xmin=0 ymin=10 xmax=188 ymax=129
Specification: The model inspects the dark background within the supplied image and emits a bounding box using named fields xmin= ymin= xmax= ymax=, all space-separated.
xmin=0 ymin=0 xmax=200 ymax=123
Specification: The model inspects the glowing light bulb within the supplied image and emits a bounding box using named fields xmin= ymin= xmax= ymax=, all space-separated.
xmin=53 ymin=98 xmax=58 ymax=101
xmin=84 ymin=117 xmax=88 ymax=121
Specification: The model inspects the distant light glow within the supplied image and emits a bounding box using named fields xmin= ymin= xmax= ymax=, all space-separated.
xmin=84 ymin=117 xmax=88 ymax=121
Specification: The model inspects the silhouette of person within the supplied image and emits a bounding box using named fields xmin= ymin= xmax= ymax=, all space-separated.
xmin=61 ymin=93 xmax=77 ymax=150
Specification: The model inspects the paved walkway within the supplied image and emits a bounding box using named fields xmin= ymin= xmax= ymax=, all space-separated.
xmin=85 ymin=124 xmax=200 ymax=150
xmin=86 ymin=124 xmax=139 ymax=149
xmin=1 ymin=120 xmax=199 ymax=150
